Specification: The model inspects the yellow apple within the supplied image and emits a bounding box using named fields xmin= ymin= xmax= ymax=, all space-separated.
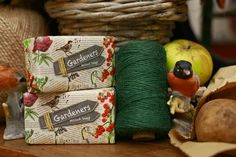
xmin=164 ymin=39 xmax=213 ymax=85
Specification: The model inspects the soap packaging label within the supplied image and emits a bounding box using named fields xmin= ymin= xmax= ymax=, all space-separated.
xmin=24 ymin=88 xmax=115 ymax=144
xmin=23 ymin=36 xmax=115 ymax=93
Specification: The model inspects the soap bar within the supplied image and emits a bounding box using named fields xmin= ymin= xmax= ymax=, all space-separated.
xmin=24 ymin=88 xmax=115 ymax=144
xmin=24 ymin=36 xmax=115 ymax=93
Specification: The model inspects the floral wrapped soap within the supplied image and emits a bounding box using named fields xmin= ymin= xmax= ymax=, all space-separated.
xmin=24 ymin=36 xmax=115 ymax=93
xmin=24 ymin=88 xmax=115 ymax=144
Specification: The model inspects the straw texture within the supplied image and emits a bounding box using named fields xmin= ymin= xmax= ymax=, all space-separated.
xmin=0 ymin=5 xmax=48 ymax=121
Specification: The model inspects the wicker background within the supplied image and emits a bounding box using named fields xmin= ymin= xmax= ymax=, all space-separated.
xmin=0 ymin=5 xmax=48 ymax=122
xmin=45 ymin=0 xmax=188 ymax=45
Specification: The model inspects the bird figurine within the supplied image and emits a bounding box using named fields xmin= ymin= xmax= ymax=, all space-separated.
xmin=0 ymin=63 xmax=27 ymax=140
xmin=0 ymin=64 xmax=20 ymax=90
xmin=56 ymin=40 xmax=73 ymax=56
xmin=167 ymin=60 xmax=200 ymax=114
xmin=41 ymin=96 xmax=60 ymax=111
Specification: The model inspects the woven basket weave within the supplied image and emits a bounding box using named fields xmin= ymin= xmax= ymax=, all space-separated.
xmin=0 ymin=5 xmax=48 ymax=122
xmin=45 ymin=0 xmax=188 ymax=45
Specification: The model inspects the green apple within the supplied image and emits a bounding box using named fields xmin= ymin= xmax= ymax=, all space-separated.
xmin=164 ymin=39 xmax=213 ymax=85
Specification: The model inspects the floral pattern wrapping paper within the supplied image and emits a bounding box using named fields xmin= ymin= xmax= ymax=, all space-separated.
xmin=23 ymin=36 xmax=115 ymax=93
xmin=24 ymin=88 xmax=115 ymax=144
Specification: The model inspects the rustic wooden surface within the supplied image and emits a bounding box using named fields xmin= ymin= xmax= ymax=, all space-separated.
xmin=0 ymin=125 xmax=187 ymax=157
xmin=1 ymin=124 xmax=236 ymax=157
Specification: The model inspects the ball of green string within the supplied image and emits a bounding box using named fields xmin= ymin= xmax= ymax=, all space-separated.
xmin=115 ymin=40 xmax=171 ymax=139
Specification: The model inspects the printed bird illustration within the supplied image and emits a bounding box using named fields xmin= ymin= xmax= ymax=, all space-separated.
xmin=56 ymin=40 xmax=73 ymax=56
xmin=81 ymin=126 xmax=95 ymax=144
xmin=0 ymin=63 xmax=27 ymax=140
xmin=55 ymin=127 xmax=67 ymax=136
xmin=41 ymin=96 xmax=60 ymax=111
xmin=167 ymin=60 xmax=200 ymax=114
xmin=91 ymin=70 xmax=100 ymax=88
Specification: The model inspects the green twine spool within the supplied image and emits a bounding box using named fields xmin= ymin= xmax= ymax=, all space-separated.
xmin=115 ymin=40 xmax=171 ymax=141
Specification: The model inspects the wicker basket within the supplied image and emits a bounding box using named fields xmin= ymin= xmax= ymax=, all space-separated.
xmin=45 ymin=0 xmax=188 ymax=45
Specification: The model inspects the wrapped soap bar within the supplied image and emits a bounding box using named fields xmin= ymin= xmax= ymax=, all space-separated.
xmin=24 ymin=88 xmax=115 ymax=144
xmin=24 ymin=36 xmax=115 ymax=93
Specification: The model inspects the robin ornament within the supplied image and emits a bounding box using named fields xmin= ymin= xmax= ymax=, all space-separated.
xmin=0 ymin=63 xmax=27 ymax=140
xmin=167 ymin=60 xmax=200 ymax=114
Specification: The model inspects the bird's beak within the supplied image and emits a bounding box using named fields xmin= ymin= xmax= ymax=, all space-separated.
xmin=183 ymin=69 xmax=191 ymax=76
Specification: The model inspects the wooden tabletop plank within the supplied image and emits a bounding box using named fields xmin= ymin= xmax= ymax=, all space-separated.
xmin=0 ymin=125 xmax=186 ymax=157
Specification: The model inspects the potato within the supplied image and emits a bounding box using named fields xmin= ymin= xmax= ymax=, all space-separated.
xmin=195 ymin=98 xmax=236 ymax=143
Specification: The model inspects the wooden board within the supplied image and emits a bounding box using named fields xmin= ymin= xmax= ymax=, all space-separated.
xmin=0 ymin=125 xmax=186 ymax=157
xmin=1 ymin=125 xmax=235 ymax=157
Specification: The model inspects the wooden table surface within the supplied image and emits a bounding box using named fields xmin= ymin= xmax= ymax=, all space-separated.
xmin=0 ymin=125 xmax=186 ymax=157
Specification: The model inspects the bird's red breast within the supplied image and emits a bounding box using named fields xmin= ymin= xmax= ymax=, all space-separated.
xmin=0 ymin=64 xmax=18 ymax=90
xmin=168 ymin=72 xmax=200 ymax=98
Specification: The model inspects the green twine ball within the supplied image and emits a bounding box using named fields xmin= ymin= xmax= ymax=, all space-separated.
xmin=115 ymin=40 xmax=171 ymax=139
